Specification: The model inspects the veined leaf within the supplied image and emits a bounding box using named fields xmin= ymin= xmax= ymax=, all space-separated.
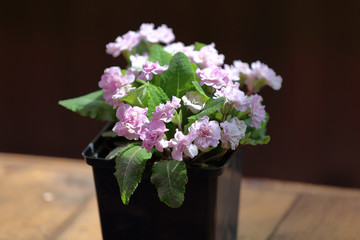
xmin=121 ymin=82 xmax=169 ymax=117
xmin=160 ymin=52 xmax=197 ymax=99
xmin=106 ymin=146 xmax=123 ymax=160
xmin=151 ymin=160 xmax=188 ymax=208
xmin=191 ymin=81 xmax=210 ymax=101
xmin=113 ymin=144 xmax=152 ymax=205
xmin=146 ymin=83 xmax=170 ymax=117
xmin=184 ymin=97 xmax=226 ymax=133
xmin=121 ymin=84 xmax=148 ymax=108
xmin=148 ymin=44 xmax=173 ymax=66
xmin=58 ymin=90 xmax=116 ymax=122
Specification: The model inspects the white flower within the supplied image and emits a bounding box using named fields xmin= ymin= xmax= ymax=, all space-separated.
xmin=188 ymin=43 xmax=224 ymax=68
xmin=139 ymin=23 xmax=175 ymax=44
xmin=233 ymin=60 xmax=252 ymax=76
xmin=139 ymin=23 xmax=158 ymax=43
xmin=181 ymin=91 xmax=206 ymax=114
xmin=164 ymin=42 xmax=195 ymax=56
xmin=220 ymin=118 xmax=247 ymax=150
xmin=130 ymin=53 xmax=149 ymax=73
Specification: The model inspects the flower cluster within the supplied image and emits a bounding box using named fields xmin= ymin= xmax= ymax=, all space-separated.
xmin=97 ymin=23 xmax=282 ymax=163
xmin=60 ymin=23 xmax=283 ymax=208
xmin=106 ymin=23 xmax=175 ymax=57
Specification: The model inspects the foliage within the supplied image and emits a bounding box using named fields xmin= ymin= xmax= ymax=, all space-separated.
xmin=59 ymin=23 xmax=282 ymax=208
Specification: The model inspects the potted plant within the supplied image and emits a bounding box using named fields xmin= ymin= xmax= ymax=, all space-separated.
xmin=59 ymin=23 xmax=282 ymax=240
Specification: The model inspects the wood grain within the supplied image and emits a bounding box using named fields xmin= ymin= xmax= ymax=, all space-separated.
xmin=0 ymin=153 xmax=94 ymax=240
xmin=57 ymin=196 xmax=102 ymax=240
xmin=238 ymin=187 xmax=297 ymax=240
xmin=268 ymin=194 xmax=360 ymax=240
xmin=2 ymin=153 xmax=360 ymax=240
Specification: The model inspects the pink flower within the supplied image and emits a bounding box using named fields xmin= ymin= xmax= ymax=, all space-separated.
xmin=168 ymin=129 xmax=198 ymax=161
xmin=138 ymin=61 xmax=168 ymax=81
xmin=196 ymin=66 xmax=230 ymax=89
xmin=224 ymin=64 xmax=240 ymax=81
xmin=105 ymin=37 xmax=122 ymax=58
xmin=140 ymin=120 xmax=168 ymax=153
xmin=106 ymin=31 xmax=142 ymax=57
xmin=99 ymin=67 xmax=135 ymax=90
xmin=246 ymin=61 xmax=282 ymax=91
xmin=248 ymin=94 xmax=266 ymax=129
xmin=188 ymin=116 xmax=221 ymax=151
xmin=139 ymin=23 xmax=175 ymax=44
xmin=151 ymin=96 xmax=181 ymax=123
xmin=122 ymin=31 xmax=142 ymax=51
xmin=220 ymin=118 xmax=247 ymax=150
xmin=214 ymin=82 xmax=248 ymax=112
xmin=188 ymin=43 xmax=224 ymax=68
xmin=99 ymin=67 xmax=135 ymax=107
xmin=113 ymin=103 xmax=149 ymax=140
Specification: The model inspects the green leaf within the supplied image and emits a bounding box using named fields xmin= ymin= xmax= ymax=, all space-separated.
xmin=120 ymin=82 xmax=169 ymax=117
xmin=171 ymin=109 xmax=182 ymax=126
xmin=151 ymin=160 xmax=188 ymax=208
xmin=240 ymin=113 xmax=271 ymax=145
xmin=160 ymin=52 xmax=197 ymax=99
xmin=231 ymin=109 xmax=250 ymax=120
xmin=121 ymin=84 xmax=148 ymax=108
xmin=191 ymin=81 xmax=210 ymax=101
xmin=132 ymin=40 xmax=151 ymax=55
xmin=101 ymin=131 xmax=118 ymax=138
xmin=58 ymin=90 xmax=116 ymax=122
xmin=194 ymin=42 xmax=206 ymax=51
xmin=105 ymin=146 xmax=123 ymax=160
xmin=148 ymin=44 xmax=173 ymax=66
xmin=113 ymin=144 xmax=152 ymax=205
xmin=146 ymin=83 xmax=170 ymax=117
xmin=184 ymin=97 xmax=226 ymax=132
xmin=240 ymin=135 xmax=270 ymax=145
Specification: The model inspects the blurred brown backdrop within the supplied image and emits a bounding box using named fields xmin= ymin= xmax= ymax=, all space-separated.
xmin=1 ymin=0 xmax=360 ymax=187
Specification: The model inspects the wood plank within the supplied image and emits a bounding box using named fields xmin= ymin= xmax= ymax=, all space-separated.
xmin=268 ymin=194 xmax=360 ymax=240
xmin=242 ymin=178 xmax=360 ymax=197
xmin=3 ymin=153 xmax=360 ymax=240
xmin=57 ymin=196 xmax=102 ymax=240
xmin=238 ymin=186 xmax=297 ymax=240
xmin=0 ymin=153 xmax=95 ymax=240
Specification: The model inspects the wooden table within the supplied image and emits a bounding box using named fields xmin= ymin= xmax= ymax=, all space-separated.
xmin=1 ymin=153 xmax=360 ymax=240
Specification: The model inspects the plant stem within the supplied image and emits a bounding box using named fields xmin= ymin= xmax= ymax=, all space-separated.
xmin=185 ymin=108 xmax=189 ymax=121
xmin=246 ymin=89 xmax=254 ymax=96
xmin=222 ymin=113 xmax=227 ymax=122
xmin=188 ymin=151 xmax=206 ymax=165
xmin=164 ymin=148 xmax=172 ymax=158
xmin=198 ymin=149 xmax=229 ymax=165
xmin=122 ymin=50 xmax=131 ymax=65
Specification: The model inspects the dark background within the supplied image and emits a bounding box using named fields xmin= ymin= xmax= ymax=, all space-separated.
xmin=1 ymin=1 xmax=360 ymax=187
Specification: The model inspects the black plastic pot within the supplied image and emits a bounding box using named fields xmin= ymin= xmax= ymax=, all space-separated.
xmin=83 ymin=123 xmax=242 ymax=240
